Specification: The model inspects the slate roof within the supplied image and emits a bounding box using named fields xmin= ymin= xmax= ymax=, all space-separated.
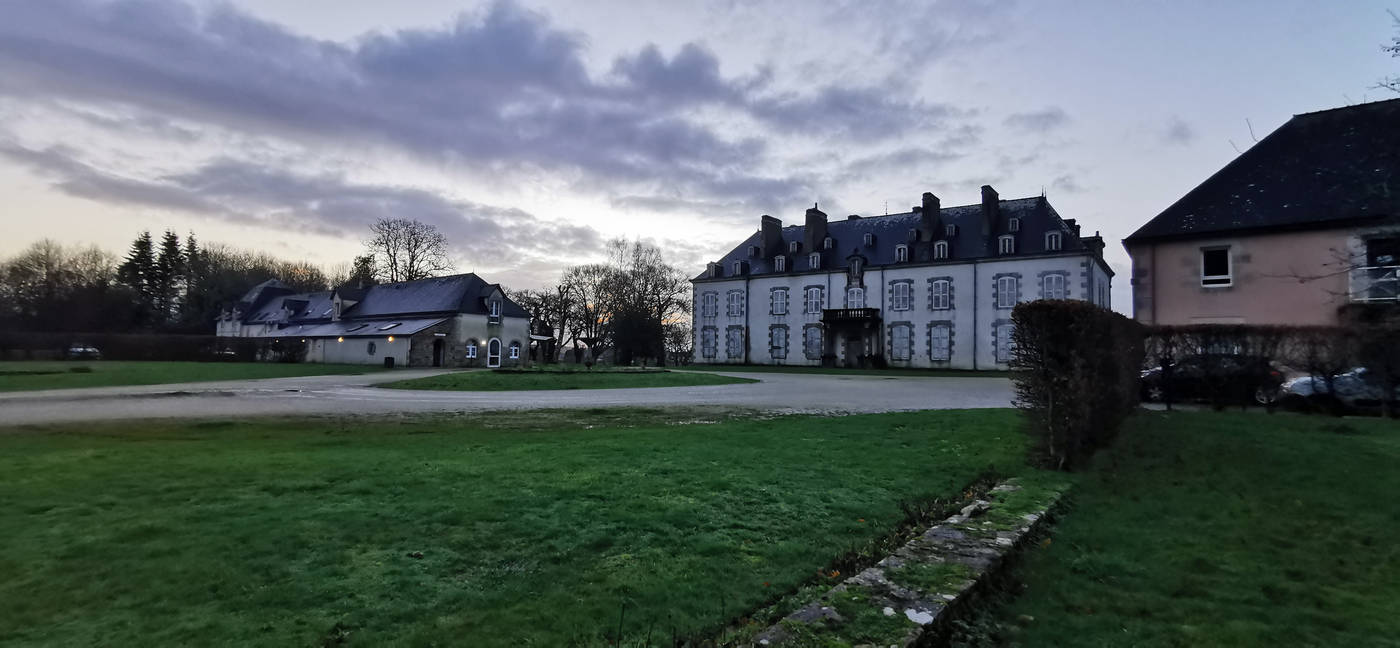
xmin=697 ymin=195 xmax=1093 ymax=281
xmin=254 ymin=317 xmax=449 ymax=339
xmin=232 ymin=273 xmax=529 ymax=328
xmin=1126 ymin=98 xmax=1400 ymax=243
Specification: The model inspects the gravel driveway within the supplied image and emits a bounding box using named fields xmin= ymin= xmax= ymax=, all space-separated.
xmin=0 ymin=369 xmax=1014 ymax=426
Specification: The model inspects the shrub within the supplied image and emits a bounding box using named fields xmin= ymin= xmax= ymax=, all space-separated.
xmin=1010 ymin=300 xmax=1144 ymax=470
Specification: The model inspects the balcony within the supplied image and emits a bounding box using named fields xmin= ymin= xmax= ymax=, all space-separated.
xmin=822 ymin=308 xmax=881 ymax=324
xmin=1349 ymin=265 xmax=1400 ymax=303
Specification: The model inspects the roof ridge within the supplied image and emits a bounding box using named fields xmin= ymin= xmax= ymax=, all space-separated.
xmin=1292 ymin=97 xmax=1400 ymax=118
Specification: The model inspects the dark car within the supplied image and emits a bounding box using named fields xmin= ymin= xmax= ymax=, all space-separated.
xmin=1282 ymin=367 xmax=1399 ymax=413
xmin=65 ymin=344 xmax=102 ymax=360
xmin=1140 ymin=354 xmax=1284 ymax=405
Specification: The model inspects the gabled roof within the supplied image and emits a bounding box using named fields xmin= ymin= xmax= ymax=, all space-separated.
xmin=697 ymin=195 xmax=1089 ymax=280
xmin=340 ymin=274 xmax=530 ymax=319
xmin=1126 ymin=98 xmax=1400 ymax=243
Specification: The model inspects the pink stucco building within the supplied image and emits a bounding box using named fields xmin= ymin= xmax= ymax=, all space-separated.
xmin=1126 ymin=99 xmax=1400 ymax=326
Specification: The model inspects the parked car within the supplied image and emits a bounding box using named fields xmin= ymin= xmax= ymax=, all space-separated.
xmin=65 ymin=344 xmax=102 ymax=360
xmin=1140 ymin=354 xmax=1285 ymax=405
xmin=1281 ymin=367 xmax=1398 ymax=412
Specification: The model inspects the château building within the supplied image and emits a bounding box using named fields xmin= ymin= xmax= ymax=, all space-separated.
xmin=691 ymin=186 xmax=1113 ymax=370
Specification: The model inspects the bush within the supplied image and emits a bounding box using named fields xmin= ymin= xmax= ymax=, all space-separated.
xmin=1010 ymin=300 xmax=1144 ymax=471
xmin=0 ymin=330 xmax=289 ymax=363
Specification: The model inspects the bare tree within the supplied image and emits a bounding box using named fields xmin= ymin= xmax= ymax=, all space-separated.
xmin=365 ymin=218 xmax=452 ymax=283
xmin=1382 ymin=10 xmax=1400 ymax=93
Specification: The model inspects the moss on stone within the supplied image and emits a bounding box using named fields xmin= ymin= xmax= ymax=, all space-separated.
xmin=888 ymin=560 xmax=975 ymax=596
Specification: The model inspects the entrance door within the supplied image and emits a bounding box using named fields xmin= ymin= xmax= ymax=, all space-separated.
xmin=432 ymin=339 xmax=444 ymax=367
xmin=487 ymin=338 xmax=502 ymax=368
xmin=844 ymin=336 xmax=861 ymax=368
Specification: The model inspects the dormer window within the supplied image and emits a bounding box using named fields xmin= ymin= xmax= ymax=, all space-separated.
xmin=789 ymin=240 xmax=800 ymax=254
xmin=823 ymin=236 xmax=834 ymax=250
xmin=1009 ymin=218 xmax=1021 ymax=233
xmin=945 ymin=224 xmax=957 ymax=237
xmin=862 ymin=233 xmax=874 ymax=246
xmin=489 ymin=300 xmax=501 ymax=317
xmin=707 ymin=262 xmax=718 ymax=278
xmin=851 ymin=258 xmax=863 ymax=275
xmin=732 ymin=260 xmax=743 ymax=276
xmin=999 ymin=235 xmax=1015 ymax=255
xmin=775 ymin=255 xmax=787 ymax=272
xmin=933 ymin=241 xmax=948 ymax=260
xmin=1045 ymin=231 xmax=1062 ymax=251
xmin=748 ymin=245 xmax=759 ymax=258
xmin=809 ymin=252 xmax=821 ymax=269
xmin=895 ymin=245 xmax=908 ymax=263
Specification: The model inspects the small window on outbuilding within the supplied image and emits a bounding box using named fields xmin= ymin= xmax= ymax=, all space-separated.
xmin=367 ymin=341 xmax=377 ymax=356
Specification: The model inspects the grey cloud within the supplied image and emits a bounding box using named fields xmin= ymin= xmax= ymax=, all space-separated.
xmin=1051 ymin=174 xmax=1085 ymax=193
xmin=0 ymin=0 xmax=971 ymax=209
xmin=1004 ymin=107 xmax=1070 ymax=133
xmin=0 ymin=141 xmax=601 ymax=266
xmin=1163 ymin=116 xmax=1195 ymax=145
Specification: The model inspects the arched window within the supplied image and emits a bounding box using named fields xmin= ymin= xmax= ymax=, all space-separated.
xmin=846 ymin=286 xmax=865 ymax=308
xmin=1045 ymin=231 xmax=1063 ymax=251
xmin=862 ymin=233 xmax=874 ymax=246
xmin=998 ymin=235 xmax=1015 ymax=255
xmin=895 ymin=245 xmax=908 ymax=263
xmin=933 ymin=241 xmax=949 ymax=260
xmin=823 ymin=236 xmax=834 ymax=250
xmin=487 ymin=338 xmax=502 ymax=367
xmin=809 ymin=252 xmax=821 ymax=269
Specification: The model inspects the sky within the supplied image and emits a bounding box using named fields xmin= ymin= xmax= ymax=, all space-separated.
xmin=0 ymin=0 xmax=1395 ymax=314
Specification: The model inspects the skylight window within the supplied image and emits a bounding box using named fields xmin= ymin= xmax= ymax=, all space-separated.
xmin=346 ymin=324 xmax=368 ymax=332
xmin=378 ymin=322 xmax=401 ymax=331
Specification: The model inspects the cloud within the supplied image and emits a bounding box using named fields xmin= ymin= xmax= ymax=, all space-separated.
xmin=1004 ymin=107 xmax=1070 ymax=133
xmin=1050 ymin=174 xmax=1085 ymax=193
xmin=0 ymin=141 xmax=601 ymax=266
xmin=0 ymin=0 xmax=975 ymax=210
xmin=1162 ymin=116 xmax=1195 ymax=145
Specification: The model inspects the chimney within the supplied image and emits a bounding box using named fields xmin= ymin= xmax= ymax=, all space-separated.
xmin=920 ymin=192 xmax=940 ymax=240
xmin=980 ymin=185 xmax=999 ymax=236
xmin=803 ymin=203 xmax=828 ymax=252
xmin=760 ymin=215 xmax=783 ymax=256
xmin=1063 ymin=218 xmax=1081 ymax=237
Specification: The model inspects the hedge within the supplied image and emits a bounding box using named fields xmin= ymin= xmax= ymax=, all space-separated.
xmin=0 ymin=331 xmax=303 ymax=363
xmin=1010 ymin=300 xmax=1144 ymax=471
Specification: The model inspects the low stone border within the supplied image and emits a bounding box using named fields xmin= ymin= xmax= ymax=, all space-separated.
xmin=749 ymin=478 xmax=1065 ymax=647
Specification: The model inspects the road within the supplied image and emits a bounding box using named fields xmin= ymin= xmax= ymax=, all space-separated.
xmin=0 ymin=369 xmax=1015 ymax=426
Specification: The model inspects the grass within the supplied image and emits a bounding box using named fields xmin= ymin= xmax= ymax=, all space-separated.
xmin=679 ymin=364 xmax=1009 ymax=378
xmin=0 ymin=360 xmax=383 ymax=392
xmin=975 ymin=411 xmax=1400 ymax=647
xmin=380 ymin=368 xmax=758 ymax=391
xmin=0 ymin=407 xmax=1030 ymax=647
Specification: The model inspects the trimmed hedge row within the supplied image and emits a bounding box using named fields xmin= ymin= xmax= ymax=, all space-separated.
xmin=1010 ymin=300 xmax=1144 ymax=471
xmin=0 ymin=331 xmax=302 ymax=362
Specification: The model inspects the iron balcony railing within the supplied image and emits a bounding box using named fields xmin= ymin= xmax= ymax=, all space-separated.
xmin=821 ymin=307 xmax=881 ymax=323
xmin=1349 ymin=265 xmax=1400 ymax=303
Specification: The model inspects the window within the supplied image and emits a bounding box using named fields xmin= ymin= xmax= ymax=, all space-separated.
xmin=850 ymin=258 xmax=863 ymax=275
xmin=726 ymin=290 xmax=745 ymax=317
xmin=726 ymin=327 xmax=745 ymax=359
xmin=490 ymin=300 xmax=501 ymax=317
xmin=996 ymin=276 xmax=1018 ymax=308
xmin=809 ymin=252 xmax=821 ymax=269
xmin=701 ymin=292 xmax=718 ymax=318
xmin=732 ymin=260 xmax=743 ymax=276
xmin=1042 ymin=274 xmax=1065 ymax=300
xmin=789 ymin=240 xmax=800 ymax=254
xmin=345 ymin=324 xmax=368 ymax=332
xmin=1201 ymin=247 xmax=1232 ymax=286
xmin=508 ymin=341 xmax=521 ymax=359
xmin=487 ymin=338 xmax=502 ymax=367
xmin=863 ymin=232 xmax=874 ymax=246
xmin=465 ymin=342 xmax=477 ymax=358
xmin=931 ymin=279 xmax=951 ymax=310
xmin=748 ymin=245 xmax=759 ymax=258
xmin=701 ymin=327 xmax=718 ymax=358
xmin=895 ymin=245 xmax=908 ymax=263
xmin=1045 ymin=231 xmax=1062 ymax=251
xmin=998 ymin=235 xmax=1015 ymax=255
xmin=823 ymin=236 xmax=834 ymax=250
xmin=1009 ymin=217 xmax=1020 ymax=232
xmin=891 ymin=282 xmax=911 ymax=311
xmin=367 ymin=341 xmax=377 ymax=356
xmin=890 ymin=324 xmax=912 ymax=361
xmin=804 ymin=326 xmax=823 ymax=359
xmin=945 ymin=224 xmax=956 ymax=237
xmin=805 ymin=287 xmax=824 ymax=313
xmin=378 ymin=322 xmax=401 ymax=331
xmin=771 ymin=288 xmax=789 ymax=316
xmin=933 ymin=241 xmax=948 ymax=260
xmin=846 ymin=286 xmax=865 ymax=308
xmin=930 ymin=324 xmax=951 ymax=361
xmin=769 ymin=326 xmax=788 ymax=359
xmin=775 ymin=255 xmax=786 ymax=272
xmin=707 ymin=262 xmax=718 ymax=278
xmin=995 ymin=324 xmax=1015 ymax=364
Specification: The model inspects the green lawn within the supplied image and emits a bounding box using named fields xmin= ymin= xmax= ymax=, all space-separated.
xmin=0 ymin=408 xmax=1029 ymax=647
xmin=0 ymin=361 xmax=383 ymax=392
xmin=679 ymin=364 xmax=1009 ymax=378
xmin=381 ymin=369 xmax=757 ymax=391
xmin=977 ymin=411 xmax=1400 ymax=647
